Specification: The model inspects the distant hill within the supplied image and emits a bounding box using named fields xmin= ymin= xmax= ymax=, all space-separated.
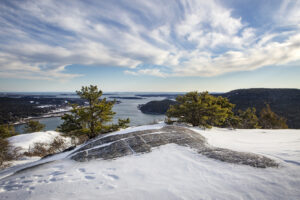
xmin=219 ymin=88 xmax=300 ymax=128
xmin=138 ymin=88 xmax=300 ymax=128
xmin=0 ymin=97 xmax=86 ymax=124
xmin=138 ymin=99 xmax=177 ymax=115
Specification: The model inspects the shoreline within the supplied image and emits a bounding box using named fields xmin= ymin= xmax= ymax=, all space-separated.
xmin=12 ymin=109 xmax=70 ymax=126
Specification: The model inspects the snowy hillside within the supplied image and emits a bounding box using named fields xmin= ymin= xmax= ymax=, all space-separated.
xmin=0 ymin=124 xmax=300 ymax=200
xmin=8 ymin=131 xmax=72 ymax=153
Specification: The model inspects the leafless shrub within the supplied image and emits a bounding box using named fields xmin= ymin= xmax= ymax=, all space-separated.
xmin=48 ymin=137 xmax=67 ymax=152
xmin=69 ymin=135 xmax=89 ymax=146
xmin=24 ymin=136 xmax=68 ymax=157
xmin=76 ymin=135 xmax=89 ymax=145
xmin=23 ymin=142 xmax=49 ymax=157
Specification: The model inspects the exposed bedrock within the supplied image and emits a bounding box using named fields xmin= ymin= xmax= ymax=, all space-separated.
xmin=70 ymin=126 xmax=278 ymax=168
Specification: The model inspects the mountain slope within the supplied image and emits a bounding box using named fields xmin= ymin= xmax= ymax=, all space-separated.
xmin=220 ymin=88 xmax=300 ymax=128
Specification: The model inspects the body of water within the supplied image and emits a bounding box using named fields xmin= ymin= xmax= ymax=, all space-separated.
xmin=15 ymin=93 xmax=167 ymax=133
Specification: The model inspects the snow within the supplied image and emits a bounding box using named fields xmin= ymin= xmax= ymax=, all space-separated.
xmin=0 ymin=124 xmax=164 ymax=179
xmin=0 ymin=124 xmax=300 ymax=199
xmin=48 ymin=106 xmax=72 ymax=114
xmin=190 ymin=127 xmax=300 ymax=165
xmin=103 ymin=122 xmax=165 ymax=138
xmin=36 ymin=105 xmax=54 ymax=108
xmin=8 ymin=131 xmax=71 ymax=153
xmin=4 ymin=131 xmax=73 ymax=169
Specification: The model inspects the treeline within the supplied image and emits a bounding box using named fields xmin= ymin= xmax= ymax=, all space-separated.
xmin=219 ymin=88 xmax=300 ymax=128
xmin=0 ymin=97 xmax=86 ymax=124
xmin=139 ymin=88 xmax=300 ymax=128
xmin=166 ymin=91 xmax=288 ymax=129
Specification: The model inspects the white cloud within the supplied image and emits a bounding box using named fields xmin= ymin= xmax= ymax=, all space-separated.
xmin=277 ymin=0 xmax=300 ymax=26
xmin=125 ymin=69 xmax=166 ymax=77
xmin=171 ymin=33 xmax=300 ymax=77
xmin=0 ymin=0 xmax=299 ymax=80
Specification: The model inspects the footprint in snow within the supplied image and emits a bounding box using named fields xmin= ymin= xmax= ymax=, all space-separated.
xmin=106 ymin=174 xmax=119 ymax=180
xmin=85 ymin=176 xmax=96 ymax=180
xmin=78 ymin=168 xmax=86 ymax=173
xmin=21 ymin=180 xmax=33 ymax=184
xmin=105 ymin=184 xmax=116 ymax=190
xmin=50 ymin=171 xmax=66 ymax=176
xmin=33 ymin=175 xmax=44 ymax=178
xmin=49 ymin=177 xmax=64 ymax=182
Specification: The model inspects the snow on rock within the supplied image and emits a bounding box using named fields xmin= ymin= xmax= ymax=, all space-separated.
xmin=8 ymin=131 xmax=71 ymax=153
xmin=191 ymin=127 xmax=300 ymax=165
xmin=0 ymin=124 xmax=299 ymax=199
xmin=70 ymin=126 xmax=278 ymax=168
xmin=0 ymin=124 xmax=165 ymax=178
xmin=102 ymin=122 xmax=165 ymax=138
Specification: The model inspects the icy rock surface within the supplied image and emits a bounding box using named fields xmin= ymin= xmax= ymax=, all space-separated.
xmin=70 ymin=126 xmax=278 ymax=168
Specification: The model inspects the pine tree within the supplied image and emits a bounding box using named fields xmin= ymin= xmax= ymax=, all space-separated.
xmin=58 ymin=85 xmax=130 ymax=139
xmin=237 ymin=107 xmax=260 ymax=129
xmin=259 ymin=104 xmax=288 ymax=129
xmin=0 ymin=124 xmax=17 ymax=139
xmin=166 ymin=91 xmax=234 ymax=128
xmin=23 ymin=120 xmax=45 ymax=133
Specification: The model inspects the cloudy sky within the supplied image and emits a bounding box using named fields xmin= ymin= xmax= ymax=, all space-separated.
xmin=0 ymin=0 xmax=299 ymax=92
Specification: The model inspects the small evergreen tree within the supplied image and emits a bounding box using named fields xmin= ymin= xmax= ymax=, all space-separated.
xmin=0 ymin=124 xmax=17 ymax=139
xmin=237 ymin=107 xmax=260 ymax=129
xmin=0 ymin=137 xmax=21 ymax=168
xmin=23 ymin=120 xmax=45 ymax=133
xmin=0 ymin=138 xmax=12 ymax=168
xmin=166 ymin=91 xmax=234 ymax=128
xmin=58 ymin=104 xmax=82 ymax=135
xmin=259 ymin=104 xmax=288 ymax=129
xmin=58 ymin=85 xmax=130 ymax=139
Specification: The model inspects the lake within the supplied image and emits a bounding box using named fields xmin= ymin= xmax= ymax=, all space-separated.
xmin=15 ymin=93 xmax=167 ymax=133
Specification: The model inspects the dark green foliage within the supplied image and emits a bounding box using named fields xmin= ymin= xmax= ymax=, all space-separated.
xmin=237 ymin=108 xmax=260 ymax=129
xmin=0 ymin=138 xmax=11 ymax=168
xmin=219 ymin=88 xmax=300 ymax=128
xmin=259 ymin=104 xmax=288 ymax=129
xmin=139 ymin=99 xmax=177 ymax=114
xmin=116 ymin=118 xmax=130 ymax=129
xmin=23 ymin=120 xmax=46 ymax=133
xmin=0 ymin=124 xmax=17 ymax=139
xmin=0 ymin=125 xmax=21 ymax=168
xmin=0 ymin=138 xmax=21 ymax=169
xmin=57 ymin=105 xmax=82 ymax=136
xmin=58 ymin=85 xmax=130 ymax=139
xmin=0 ymin=96 xmax=86 ymax=125
xmin=164 ymin=117 xmax=174 ymax=125
xmin=0 ymin=97 xmax=49 ymax=125
xmin=167 ymin=91 xmax=234 ymax=128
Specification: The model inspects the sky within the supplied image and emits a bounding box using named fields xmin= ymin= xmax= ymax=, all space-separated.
xmin=0 ymin=0 xmax=299 ymax=92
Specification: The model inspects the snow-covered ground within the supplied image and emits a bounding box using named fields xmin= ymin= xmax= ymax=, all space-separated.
xmin=0 ymin=124 xmax=300 ymax=200
xmin=8 ymin=131 xmax=71 ymax=153
xmin=47 ymin=106 xmax=72 ymax=114
xmin=191 ymin=127 xmax=300 ymax=165
xmin=6 ymin=131 xmax=72 ymax=167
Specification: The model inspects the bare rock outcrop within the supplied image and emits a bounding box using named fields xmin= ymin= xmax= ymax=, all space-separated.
xmin=70 ymin=126 xmax=278 ymax=168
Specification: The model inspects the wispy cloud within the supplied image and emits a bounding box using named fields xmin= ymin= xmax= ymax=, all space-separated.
xmin=124 ymin=68 xmax=166 ymax=77
xmin=0 ymin=0 xmax=299 ymax=80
